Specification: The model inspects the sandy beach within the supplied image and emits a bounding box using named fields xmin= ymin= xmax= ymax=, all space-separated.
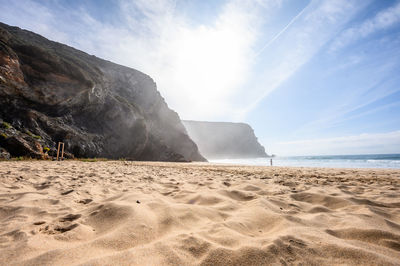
xmin=0 ymin=161 xmax=399 ymax=265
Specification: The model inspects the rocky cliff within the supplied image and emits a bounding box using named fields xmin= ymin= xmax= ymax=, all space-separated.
xmin=182 ymin=120 xmax=267 ymax=159
xmin=0 ymin=22 xmax=205 ymax=161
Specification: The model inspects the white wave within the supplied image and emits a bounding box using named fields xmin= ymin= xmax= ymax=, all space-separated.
xmin=210 ymin=157 xmax=400 ymax=169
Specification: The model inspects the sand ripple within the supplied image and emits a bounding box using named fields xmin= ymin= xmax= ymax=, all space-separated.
xmin=0 ymin=161 xmax=399 ymax=265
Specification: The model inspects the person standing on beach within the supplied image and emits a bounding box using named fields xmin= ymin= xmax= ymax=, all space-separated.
xmin=270 ymin=159 xmax=273 ymax=166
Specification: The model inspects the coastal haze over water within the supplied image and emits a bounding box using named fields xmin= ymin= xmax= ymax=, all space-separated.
xmin=211 ymin=154 xmax=400 ymax=169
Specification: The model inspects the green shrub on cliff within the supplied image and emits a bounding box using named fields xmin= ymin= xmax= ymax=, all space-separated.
xmin=1 ymin=122 xmax=11 ymax=129
xmin=25 ymin=130 xmax=42 ymax=139
xmin=43 ymin=146 xmax=50 ymax=153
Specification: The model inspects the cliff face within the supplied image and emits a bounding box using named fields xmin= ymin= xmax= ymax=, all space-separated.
xmin=182 ymin=120 xmax=268 ymax=159
xmin=0 ymin=22 xmax=205 ymax=161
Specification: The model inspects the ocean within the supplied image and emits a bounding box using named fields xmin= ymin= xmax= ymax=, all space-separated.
xmin=210 ymin=154 xmax=400 ymax=169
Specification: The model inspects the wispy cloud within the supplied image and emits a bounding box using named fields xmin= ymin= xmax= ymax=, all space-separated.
xmin=0 ymin=0 xmax=368 ymax=121
xmin=0 ymin=0 xmax=70 ymax=42
xmin=255 ymin=3 xmax=308 ymax=57
xmin=330 ymin=1 xmax=400 ymax=52
xmin=1 ymin=0 xmax=281 ymax=121
xmin=269 ymin=131 xmax=400 ymax=156
xmin=238 ymin=0 xmax=367 ymax=117
xmin=290 ymin=63 xmax=400 ymax=138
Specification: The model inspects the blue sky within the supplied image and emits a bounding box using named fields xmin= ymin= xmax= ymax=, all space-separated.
xmin=1 ymin=0 xmax=400 ymax=155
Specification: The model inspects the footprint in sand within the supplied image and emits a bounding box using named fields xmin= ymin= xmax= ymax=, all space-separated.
xmin=77 ymin=199 xmax=93 ymax=204
xmin=59 ymin=214 xmax=81 ymax=222
xmin=61 ymin=189 xmax=74 ymax=195
xmin=326 ymin=228 xmax=400 ymax=251
xmin=34 ymin=182 xmax=51 ymax=190
xmin=54 ymin=224 xmax=79 ymax=233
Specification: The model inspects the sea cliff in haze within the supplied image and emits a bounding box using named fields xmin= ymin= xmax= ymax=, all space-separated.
xmin=182 ymin=120 xmax=267 ymax=159
xmin=0 ymin=22 xmax=205 ymax=161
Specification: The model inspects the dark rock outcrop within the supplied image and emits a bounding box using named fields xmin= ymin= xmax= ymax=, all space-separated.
xmin=182 ymin=120 xmax=268 ymax=159
xmin=0 ymin=22 xmax=205 ymax=161
xmin=0 ymin=147 xmax=10 ymax=160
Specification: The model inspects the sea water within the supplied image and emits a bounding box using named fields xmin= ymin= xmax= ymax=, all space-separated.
xmin=210 ymin=154 xmax=400 ymax=169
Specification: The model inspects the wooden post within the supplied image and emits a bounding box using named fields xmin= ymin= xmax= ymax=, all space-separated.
xmin=56 ymin=142 xmax=61 ymax=161
xmin=61 ymin=143 xmax=64 ymax=160
xmin=56 ymin=142 xmax=65 ymax=161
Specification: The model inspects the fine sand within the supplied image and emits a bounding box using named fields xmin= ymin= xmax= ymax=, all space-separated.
xmin=0 ymin=161 xmax=399 ymax=265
